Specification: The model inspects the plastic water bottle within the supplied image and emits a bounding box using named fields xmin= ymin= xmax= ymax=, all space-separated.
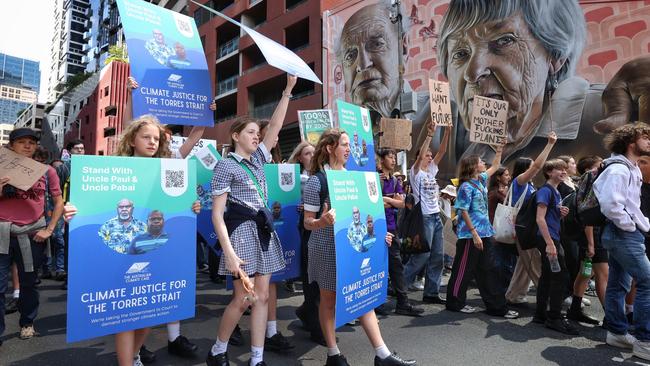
xmin=549 ymin=254 xmax=561 ymax=273
xmin=582 ymin=258 xmax=593 ymax=278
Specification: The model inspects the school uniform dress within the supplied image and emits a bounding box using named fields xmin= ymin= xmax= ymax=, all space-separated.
xmin=303 ymin=167 xmax=339 ymax=292
xmin=210 ymin=143 xmax=285 ymax=276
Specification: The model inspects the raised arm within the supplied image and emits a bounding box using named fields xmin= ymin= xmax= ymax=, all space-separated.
xmin=486 ymin=145 xmax=504 ymax=178
xmin=516 ymin=132 xmax=558 ymax=184
xmin=433 ymin=125 xmax=452 ymax=165
xmin=413 ymin=119 xmax=435 ymax=175
xmin=263 ymin=74 xmax=297 ymax=149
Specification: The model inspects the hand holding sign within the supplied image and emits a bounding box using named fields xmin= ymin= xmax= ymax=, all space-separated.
xmin=320 ymin=202 xmax=336 ymax=227
xmin=469 ymin=96 xmax=509 ymax=145
xmin=547 ymin=131 xmax=558 ymax=145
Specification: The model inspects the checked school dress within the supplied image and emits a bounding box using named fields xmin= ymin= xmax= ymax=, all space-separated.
xmin=210 ymin=143 xmax=285 ymax=276
xmin=303 ymin=167 xmax=343 ymax=292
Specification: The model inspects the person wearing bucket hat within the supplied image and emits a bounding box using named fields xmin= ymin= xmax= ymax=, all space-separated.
xmin=9 ymin=128 xmax=39 ymax=143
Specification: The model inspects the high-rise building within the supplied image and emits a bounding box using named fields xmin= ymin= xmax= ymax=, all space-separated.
xmin=0 ymin=124 xmax=14 ymax=147
xmin=0 ymin=53 xmax=41 ymax=123
xmin=190 ymin=0 xmax=323 ymax=155
xmin=47 ymin=0 xmax=92 ymax=102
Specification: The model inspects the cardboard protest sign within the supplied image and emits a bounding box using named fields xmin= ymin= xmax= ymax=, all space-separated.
xmin=428 ymin=80 xmax=452 ymax=127
xmin=469 ymin=96 xmax=508 ymax=145
xmin=336 ymin=100 xmax=376 ymax=172
xmin=0 ymin=147 xmax=48 ymax=190
xmin=379 ymin=118 xmax=412 ymax=150
xmin=116 ymin=0 xmax=214 ymax=126
xmin=170 ymin=136 xmax=217 ymax=158
xmin=191 ymin=0 xmax=321 ymax=84
xmin=67 ymin=155 xmax=197 ymax=342
xmin=298 ymin=109 xmax=333 ymax=145
xmin=327 ymin=170 xmax=388 ymax=328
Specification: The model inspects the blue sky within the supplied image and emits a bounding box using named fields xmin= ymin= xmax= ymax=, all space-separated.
xmin=0 ymin=1 xmax=54 ymax=102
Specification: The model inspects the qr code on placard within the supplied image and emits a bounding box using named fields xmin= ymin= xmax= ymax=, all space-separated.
xmin=200 ymin=153 xmax=216 ymax=167
xmin=367 ymin=180 xmax=378 ymax=196
xmin=176 ymin=19 xmax=191 ymax=33
xmin=165 ymin=169 xmax=185 ymax=188
xmin=280 ymin=172 xmax=293 ymax=186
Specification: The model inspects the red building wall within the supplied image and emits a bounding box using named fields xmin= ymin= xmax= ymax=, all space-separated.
xmin=65 ymin=61 xmax=131 ymax=155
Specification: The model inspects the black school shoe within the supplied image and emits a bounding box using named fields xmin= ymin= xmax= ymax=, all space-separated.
xmin=206 ymin=351 xmax=229 ymax=366
xmin=265 ymin=331 xmax=295 ymax=353
xmin=168 ymin=335 xmax=198 ymax=358
xmin=326 ymin=354 xmax=350 ymax=366
xmin=395 ymin=302 xmax=424 ymax=317
xmin=229 ymin=324 xmax=243 ymax=346
xmin=422 ymin=295 xmax=446 ymax=305
xmin=139 ymin=345 xmax=157 ymax=363
xmin=374 ymin=353 xmax=417 ymax=365
xmin=567 ymin=309 xmax=600 ymax=325
xmin=545 ymin=317 xmax=579 ymax=335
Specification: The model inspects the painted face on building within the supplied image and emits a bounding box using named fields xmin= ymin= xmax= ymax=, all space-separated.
xmin=339 ymin=4 xmax=403 ymax=117
xmin=445 ymin=13 xmax=554 ymax=147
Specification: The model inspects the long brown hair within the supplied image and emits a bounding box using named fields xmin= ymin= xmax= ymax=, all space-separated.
xmin=458 ymin=155 xmax=480 ymax=186
xmin=259 ymin=119 xmax=282 ymax=162
xmin=310 ymin=129 xmax=347 ymax=175
xmin=115 ymin=115 xmax=170 ymax=158
xmin=228 ymin=116 xmax=259 ymax=154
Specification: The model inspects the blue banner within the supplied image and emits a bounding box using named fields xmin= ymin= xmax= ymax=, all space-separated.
xmin=67 ymin=156 xmax=197 ymax=343
xmin=327 ymin=170 xmax=388 ymax=328
xmin=336 ymin=100 xmax=377 ymax=172
xmin=226 ymin=164 xmax=301 ymax=288
xmin=116 ymin=0 xmax=214 ymax=126
xmin=189 ymin=144 xmax=221 ymax=249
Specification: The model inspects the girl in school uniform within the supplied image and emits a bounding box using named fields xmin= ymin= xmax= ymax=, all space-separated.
xmin=303 ymin=129 xmax=416 ymax=366
xmin=207 ymin=75 xmax=296 ymax=366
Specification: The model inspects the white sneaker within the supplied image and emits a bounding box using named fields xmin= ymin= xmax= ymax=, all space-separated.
xmin=634 ymin=340 xmax=650 ymax=361
xmin=409 ymin=278 xmax=424 ymax=291
xmin=133 ymin=355 xmax=144 ymax=366
xmin=582 ymin=298 xmax=591 ymax=306
xmin=564 ymin=296 xmax=585 ymax=309
xmin=606 ymin=331 xmax=637 ymax=349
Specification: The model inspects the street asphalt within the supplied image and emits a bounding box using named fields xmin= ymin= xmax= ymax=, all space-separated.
xmin=0 ymin=271 xmax=646 ymax=366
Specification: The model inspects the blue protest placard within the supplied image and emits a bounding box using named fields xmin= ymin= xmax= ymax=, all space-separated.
xmin=116 ymin=0 xmax=214 ymax=126
xmin=336 ymin=100 xmax=376 ymax=172
xmin=66 ymin=156 xmax=197 ymax=343
xmin=327 ymin=170 xmax=388 ymax=328
xmin=225 ymin=164 xmax=301 ymax=288
xmin=189 ymin=144 xmax=221 ymax=249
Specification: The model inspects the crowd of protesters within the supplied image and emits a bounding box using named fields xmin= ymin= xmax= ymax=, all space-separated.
xmin=3 ymin=73 xmax=650 ymax=365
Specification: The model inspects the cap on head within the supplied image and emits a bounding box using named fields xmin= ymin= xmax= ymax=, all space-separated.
xmin=9 ymin=128 xmax=39 ymax=143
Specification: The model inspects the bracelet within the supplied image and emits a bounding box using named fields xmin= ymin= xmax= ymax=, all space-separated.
xmin=282 ymin=91 xmax=292 ymax=98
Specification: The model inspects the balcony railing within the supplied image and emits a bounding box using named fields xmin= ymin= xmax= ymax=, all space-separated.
xmin=217 ymin=75 xmax=238 ymax=96
xmin=251 ymin=100 xmax=278 ymax=119
xmin=218 ymin=37 xmax=239 ymax=58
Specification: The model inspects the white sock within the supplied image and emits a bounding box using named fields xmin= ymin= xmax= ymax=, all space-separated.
xmin=250 ymin=345 xmax=264 ymax=366
xmin=327 ymin=346 xmax=340 ymax=356
xmin=210 ymin=337 xmax=228 ymax=356
xmin=266 ymin=320 xmax=277 ymax=338
xmin=167 ymin=322 xmax=181 ymax=342
xmin=626 ymin=304 xmax=634 ymax=314
xmin=13 ymin=289 xmax=19 ymax=299
xmin=375 ymin=344 xmax=391 ymax=359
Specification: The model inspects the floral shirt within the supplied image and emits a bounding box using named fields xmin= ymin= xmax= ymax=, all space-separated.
xmin=455 ymin=172 xmax=495 ymax=239
xmin=347 ymin=221 xmax=368 ymax=251
xmin=98 ymin=217 xmax=147 ymax=254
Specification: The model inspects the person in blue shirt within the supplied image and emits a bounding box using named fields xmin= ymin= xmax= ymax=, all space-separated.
xmin=446 ymin=145 xmax=518 ymax=319
xmin=129 ymin=210 xmax=169 ymax=255
xmin=533 ymin=159 xmax=578 ymax=335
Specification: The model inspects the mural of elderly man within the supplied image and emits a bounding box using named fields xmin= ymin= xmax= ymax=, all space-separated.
xmin=98 ymin=199 xmax=147 ymax=254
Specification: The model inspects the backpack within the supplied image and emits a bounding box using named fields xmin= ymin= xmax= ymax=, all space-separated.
xmin=575 ymin=161 xmax=627 ymax=227
xmin=560 ymin=191 xmax=581 ymax=239
xmin=515 ymin=184 xmax=556 ymax=250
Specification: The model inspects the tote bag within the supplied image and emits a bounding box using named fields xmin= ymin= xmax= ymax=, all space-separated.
xmin=493 ymin=184 xmax=526 ymax=244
